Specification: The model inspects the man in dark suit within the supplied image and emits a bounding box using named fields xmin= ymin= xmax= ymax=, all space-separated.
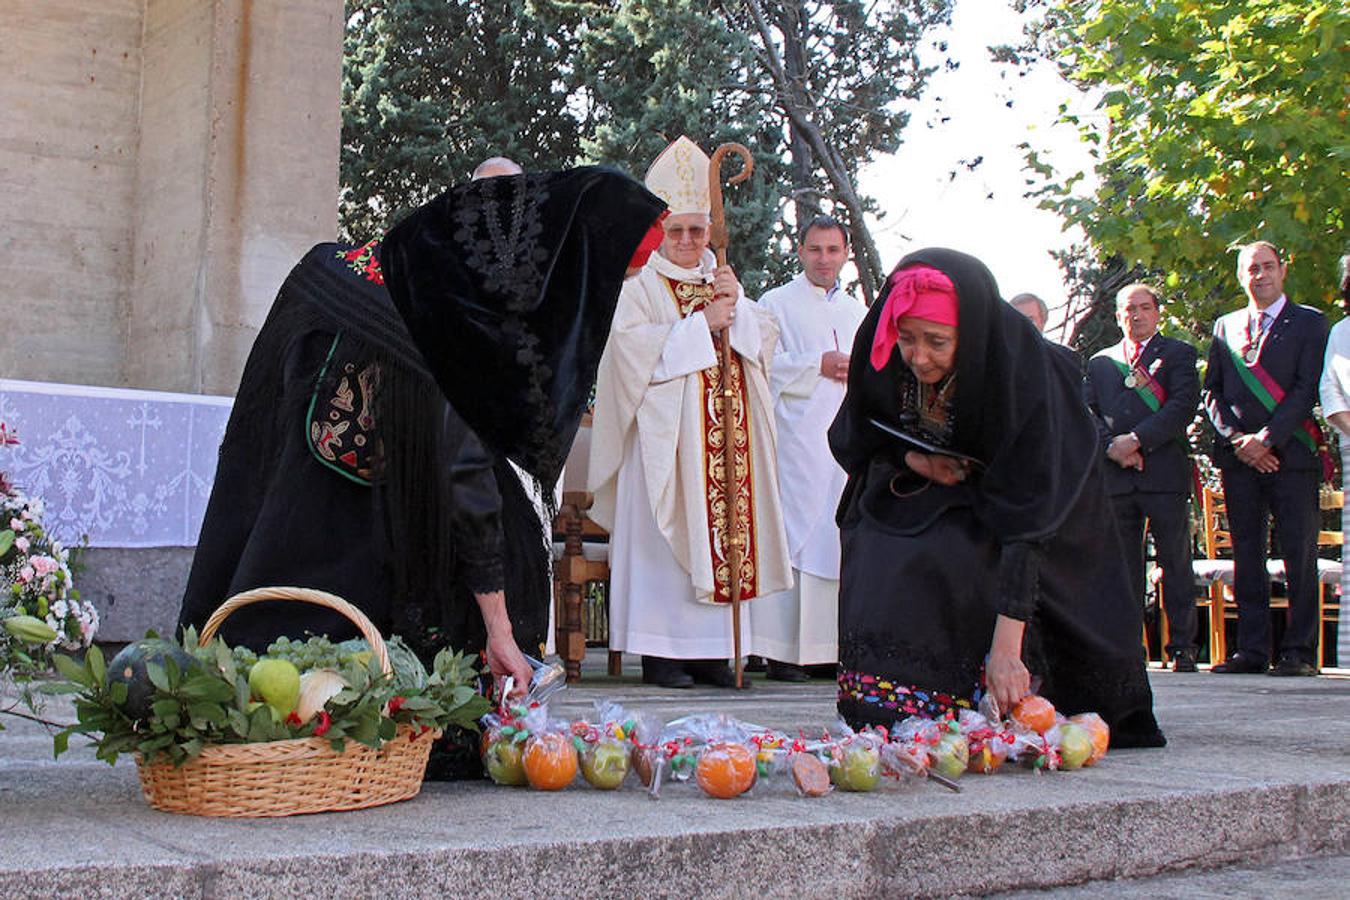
xmin=1086 ymin=284 xmax=1201 ymax=671
xmin=1203 ymin=240 xmax=1328 ymax=676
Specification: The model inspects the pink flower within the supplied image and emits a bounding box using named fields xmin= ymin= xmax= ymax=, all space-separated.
xmin=18 ymin=566 xmax=33 ymax=584
xmin=13 ymin=536 xmax=29 ymax=553
xmin=30 ymin=556 xmax=57 ymax=577
xmin=9 ymin=517 xmax=24 ymax=532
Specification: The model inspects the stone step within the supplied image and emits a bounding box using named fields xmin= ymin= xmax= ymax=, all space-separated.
xmin=1 ymin=673 xmax=1346 ymax=898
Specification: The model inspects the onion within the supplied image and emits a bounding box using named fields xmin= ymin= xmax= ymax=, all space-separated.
xmin=295 ymin=668 xmax=347 ymax=724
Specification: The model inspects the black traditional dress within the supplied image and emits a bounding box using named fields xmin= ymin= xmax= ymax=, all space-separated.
xmin=830 ymin=248 xmax=1164 ymax=748
xmin=180 ymin=167 xmax=665 ymax=664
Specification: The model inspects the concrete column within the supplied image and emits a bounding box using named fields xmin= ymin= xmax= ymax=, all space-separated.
xmin=126 ymin=0 xmax=342 ymax=394
xmin=0 ymin=1 xmax=144 ymax=386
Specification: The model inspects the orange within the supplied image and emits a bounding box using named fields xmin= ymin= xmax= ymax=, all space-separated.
xmin=522 ymin=733 xmax=579 ymax=791
xmin=1010 ymin=695 xmax=1057 ymax=734
xmin=695 ymin=742 xmax=757 ymax=799
xmin=1070 ymin=712 xmax=1110 ymax=765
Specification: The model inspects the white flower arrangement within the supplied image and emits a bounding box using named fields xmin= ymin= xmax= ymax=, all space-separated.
xmin=2 ymin=421 xmax=99 ymax=683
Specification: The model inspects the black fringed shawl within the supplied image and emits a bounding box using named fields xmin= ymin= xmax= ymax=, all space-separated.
xmin=179 ymin=168 xmax=665 ymax=660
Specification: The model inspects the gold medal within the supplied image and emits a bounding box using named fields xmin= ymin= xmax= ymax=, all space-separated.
xmin=1244 ymin=347 xmax=1259 ymax=365
xmin=1123 ymin=374 xmax=1138 ymax=389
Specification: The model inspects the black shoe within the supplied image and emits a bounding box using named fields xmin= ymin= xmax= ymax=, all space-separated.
xmin=1169 ymin=648 xmax=1199 ymax=673
xmin=1211 ymin=651 xmax=1269 ymax=674
xmin=1268 ymin=655 xmax=1318 ymax=677
xmin=744 ymin=655 xmax=767 ymax=673
xmin=641 ymin=655 xmax=693 ymax=689
xmin=766 ymin=660 xmax=811 ymax=683
xmin=686 ymin=659 xmax=749 ymax=689
xmin=805 ymin=663 xmax=838 ymax=680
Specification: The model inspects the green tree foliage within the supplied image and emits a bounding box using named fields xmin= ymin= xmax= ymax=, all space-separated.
xmin=341 ymin=0 xmax=585 ymax=240
xmin=1011 ymin=0 xmax=1348 ymax=338
xmin=340 ymin=0 xmax=953 ymax=299
xmin=573 ymin=0 xmax=789 ymax=296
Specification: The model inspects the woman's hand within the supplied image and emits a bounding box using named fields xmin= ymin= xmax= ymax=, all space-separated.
xmin=904 ymin=450 xmax=970 ymax=485
xmin=475 ymin=590 xmax=533 ymax=700
xmin=484 ymin=629 xmax=533 ymax=701
xmin=985 ymin=614 xmax=1031 ymax=717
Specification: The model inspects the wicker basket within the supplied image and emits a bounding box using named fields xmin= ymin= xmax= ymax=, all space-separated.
xmin=135 ymin=586 xmax=441 ymax=817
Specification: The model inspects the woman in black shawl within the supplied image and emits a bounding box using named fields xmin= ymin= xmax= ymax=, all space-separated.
xmin=179 ymin=168 xmax=666 ymax=707
xmin=830 ymin=248 xmax=1164 ymax=748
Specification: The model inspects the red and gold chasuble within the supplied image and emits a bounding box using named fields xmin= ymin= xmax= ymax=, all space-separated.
xmin=667 ymin=277 xmax=759 ymax=603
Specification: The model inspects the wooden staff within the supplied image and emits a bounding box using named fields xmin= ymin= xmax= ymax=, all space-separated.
xmin=708 ymin=142 xmax=754 ymax=689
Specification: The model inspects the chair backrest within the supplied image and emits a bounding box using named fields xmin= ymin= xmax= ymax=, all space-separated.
xmin=1318 ymin=488 xmax=1344 ymax=550
xmin=1201 ymin=485 xmax=1232 ymax=558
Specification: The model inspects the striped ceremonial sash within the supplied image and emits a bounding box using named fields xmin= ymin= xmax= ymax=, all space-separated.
xmin=1108 ymin=357 xmax=1166 ymax=412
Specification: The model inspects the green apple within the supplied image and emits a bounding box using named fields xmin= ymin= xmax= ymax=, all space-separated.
xmin=248 ymin=658 xmax=301 ymax=718
xmin=930 ymin=734 xmax=969 ymax=781
xmin=1057 ymin=723 xmax=1093 ymax=771
xmin=483 ymin=737 xmax=527 ymax=786
xmin=830 ymin=744 xmax=881 ymax=792
xmin=580 ymin=741 xmax=631 ymax=790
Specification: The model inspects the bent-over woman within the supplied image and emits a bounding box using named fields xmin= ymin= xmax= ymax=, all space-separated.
xmin=829 ymin=248 xmax=1164 ymax=748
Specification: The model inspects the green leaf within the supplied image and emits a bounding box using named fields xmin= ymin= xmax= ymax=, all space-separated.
xmin=0 ymin=530 xmax=13 ymax=556
xmin=146 ymin=662 xmax=170 ymax=693
xmin=227 ymin=708 xmax=250 ymax=738
xmin=109 ymin=681 xmax=128 ymax=706
xmin=86 ymin=643 xmax=106 ymax=686
xmin=153 ymin=701 xmax=182 ymax=723
xmin=179 ymin=675 xmax=234 ymax=704
xmin=52 ymin=729 xmax=71 ymax=758
xmin=53 ymin=653 xmax=92 ymax=687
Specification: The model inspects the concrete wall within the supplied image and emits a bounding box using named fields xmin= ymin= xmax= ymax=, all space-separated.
xmin=127 ymin=0 xmax=343 ymax=394
xmin=0 ymin=1 xmax=144 ymax=386
xmin=0 ymin=0 xmax=342 ymax=394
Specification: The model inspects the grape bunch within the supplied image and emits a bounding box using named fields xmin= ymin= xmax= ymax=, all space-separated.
xmin=261 ymin=635 xmax=346 ymax=672
xmin=230 ymin=644 xmax=259 ymax=670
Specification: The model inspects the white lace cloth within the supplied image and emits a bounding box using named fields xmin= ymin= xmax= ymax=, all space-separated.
xmin=0 ymin=380 xmax=232 ymax=548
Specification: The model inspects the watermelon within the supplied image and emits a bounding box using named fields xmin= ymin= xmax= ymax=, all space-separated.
xmin=105 ymin=639 xmax=198 ymax=720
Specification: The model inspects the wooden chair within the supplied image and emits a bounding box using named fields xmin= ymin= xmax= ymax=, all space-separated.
xmin=553 ymin=490 xmax=615 ymax=682
xmin=1183 ymin=485 xmax=1342 ymax=667
xmin=551 ymin=419 xmax=622 ymax=683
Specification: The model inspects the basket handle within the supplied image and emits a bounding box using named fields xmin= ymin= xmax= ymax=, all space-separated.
xmin=200 ymin=586 xmax=391 ymax=675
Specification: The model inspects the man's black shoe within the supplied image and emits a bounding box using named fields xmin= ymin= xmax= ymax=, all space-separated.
xmin=1169 ymin=648 xmax=1198 ymax=673
xmin=1211 ymin=652 xmax=1268 ymax=674
xmin=687 ymin=659 xmax=750 ymax=689
xmin=1268 ymin=655 xmax=1318 ymax=677
xmin=641 ymin=655 xmax=693 ymax=688
xmin=744 ymin=655 xmax=768 ymax=673
xmin=766 ymin=660 xmax=811 ymax=683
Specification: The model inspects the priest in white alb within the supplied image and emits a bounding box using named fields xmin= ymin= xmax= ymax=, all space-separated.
xmin=588 ymin=135 xmax=792 ymax=689
xmin=750 ymin=215 xmax=867 ymax=681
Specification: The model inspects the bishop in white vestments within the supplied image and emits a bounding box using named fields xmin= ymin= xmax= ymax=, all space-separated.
xmin=588 ymin=136 xmax=792 ymax=688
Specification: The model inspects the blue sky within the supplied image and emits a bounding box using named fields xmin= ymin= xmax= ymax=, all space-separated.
xmin=859 ymin=0 xmax=1101 ymax=338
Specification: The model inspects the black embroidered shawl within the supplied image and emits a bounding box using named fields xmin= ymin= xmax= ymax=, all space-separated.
xmin=380 ymin=166 xmax=668 ymax=489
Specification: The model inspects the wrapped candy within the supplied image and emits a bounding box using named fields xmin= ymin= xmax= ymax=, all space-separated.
xmin=824 ymin=721 xmax=885 ymax=792
xmin=520 ymin=704 xmax=578 ymax=791
xmin=1069 ymin=712 xmax=1110 ymax=766
xmin=571 ymin=700 xmax=637 ymax=790
xmin=480 ymin=709 xmax=529 ymax=786
xmin=651 ymin=714 xmax=758 ymax=800
xmin=957 ymin=709 xmax=1014 ymax=775
xmin=890 ymin=715 xmax=968 ymax=783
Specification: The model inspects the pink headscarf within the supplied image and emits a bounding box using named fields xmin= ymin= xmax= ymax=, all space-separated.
xmin=869 ymin=264 xmax=960 ymax=371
